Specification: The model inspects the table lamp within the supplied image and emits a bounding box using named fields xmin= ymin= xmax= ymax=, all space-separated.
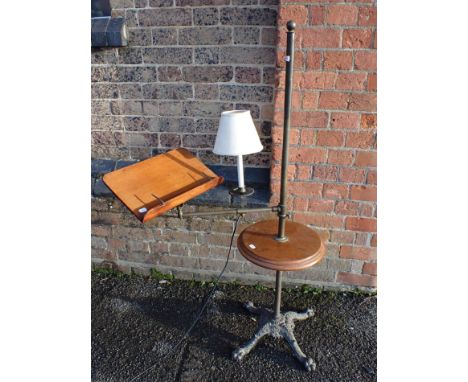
xmin=213 ymin=110 xmax=263 ymax=196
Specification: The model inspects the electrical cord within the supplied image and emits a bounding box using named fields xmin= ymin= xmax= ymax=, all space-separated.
xmin=128 ymin=214 xmax=242 ymax=382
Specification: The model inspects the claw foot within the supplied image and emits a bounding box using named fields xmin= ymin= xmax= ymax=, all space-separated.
xmin=232 ymin=348 xmax=246 ymax=362
xmin=304 ymin=308 xmax=314 ymax=316
xmin=300 ymin=357 xmax=316 ymax=372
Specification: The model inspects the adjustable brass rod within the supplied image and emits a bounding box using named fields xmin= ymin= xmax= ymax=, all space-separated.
xmin=274 ymin=270 xmax=283 ymax=318
xmin=277 ymin=21 xmax=296 ymax=242
xmin=171 ymin=206 xmax=279 ymax=218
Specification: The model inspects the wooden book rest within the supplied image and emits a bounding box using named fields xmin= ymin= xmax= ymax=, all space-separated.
xmin=103 ymin=148 xmax=223 ymax=223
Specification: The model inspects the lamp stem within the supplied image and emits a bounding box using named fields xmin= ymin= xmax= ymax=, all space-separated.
xmin=277 ymin=21 xmax=295 ymax=242
xmin=237 ymin=154 xmax=245 ymax=191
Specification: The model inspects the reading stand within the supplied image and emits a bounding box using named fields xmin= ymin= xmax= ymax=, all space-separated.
xmin=103 ymin=148 xmax=223 ymax=223
xmin=102 ymin=21 xmax=325 ymax=372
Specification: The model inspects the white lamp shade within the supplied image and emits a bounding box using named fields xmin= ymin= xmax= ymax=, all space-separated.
xmin=213 ymin=110 xmax=263 ymax=156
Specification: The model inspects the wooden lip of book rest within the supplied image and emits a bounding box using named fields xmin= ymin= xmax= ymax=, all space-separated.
xmin=103 ymin=148 xmax=224 ymax=223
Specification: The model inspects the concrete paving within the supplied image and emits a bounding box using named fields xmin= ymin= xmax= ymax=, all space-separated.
xmin=92 ymin=272 xmax=376 ymax=382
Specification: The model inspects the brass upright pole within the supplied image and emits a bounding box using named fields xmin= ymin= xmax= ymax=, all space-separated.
xmin=276 ymin=21 xmax=295 ymax=242
xmin=273 ymin=21 xmax=296 ymax=319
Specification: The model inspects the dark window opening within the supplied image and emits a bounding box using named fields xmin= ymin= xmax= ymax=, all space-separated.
xmin=92 ymin=0 xmax=111 ymax=18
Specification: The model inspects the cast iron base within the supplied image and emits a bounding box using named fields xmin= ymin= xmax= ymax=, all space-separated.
xmin=232 ymin=301 xmax=316 ymax=372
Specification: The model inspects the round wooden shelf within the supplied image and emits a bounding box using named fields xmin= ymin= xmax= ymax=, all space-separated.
xmin=237 ymin=219 xmax=326 ymax=271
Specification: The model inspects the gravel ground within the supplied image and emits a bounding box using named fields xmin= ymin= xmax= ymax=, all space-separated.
xmin=92 ymin=272 xmax=376 ymax=382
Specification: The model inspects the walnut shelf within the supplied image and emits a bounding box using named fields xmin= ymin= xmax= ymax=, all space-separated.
xmin=103 ymin=148 xmax=223 ymax=223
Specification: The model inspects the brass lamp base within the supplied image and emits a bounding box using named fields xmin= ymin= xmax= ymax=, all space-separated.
xmin=229 ymin=186 xmax=254 ymax=197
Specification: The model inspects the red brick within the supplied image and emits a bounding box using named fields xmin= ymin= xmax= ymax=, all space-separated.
xmin=358 ymin=6 xmax=377 ymax=26
xmin=370 ymin=234 xmax=377 ymax=247
xmin=300 ymin=129 xmax=316 ymax=145
xmin=277 ymin=72 xmax=302 ymax=90
xmin=291 ymin=111 xmax=328 ymax=128
xmin=92 ymin=249 xmax=116 ymax=262
xmin=336 ymin=72 xmax=367 ymax=90
xmin=310 ymin=5 xmax=325 ymax=25
xmin=354 ymin=51 xmax=377 ymax=70
xmin=327 ymin=149 xmax=354 ymax=165
xmin=275 ymin=49 xmax=304 ymax=69
xmin=318 ymin=91 xmax=349 ymax=109
xmin=323 ymin=184 xmax=348 ymax=199
xmin=279 ymin=5 xmax=309 ymax=25
xmin=348 ymin=93 xmax=377 ymax=111
xmin=294 ymin=198 xmax=308 ymax=211
xmin=323 ymin=51 xmax=353 ymax=70
xmin=350 ymin=185 xmax=377 ymax=201
xmin=355 ymin=151 xmax=376 ymax=167
xmin=302 ymin=71 xmax=337 ymax=90
xmin=303 ymin=92 xmax=319 ymax=109
xmin=270 ymin=181 xmax=280 ymax=196
xmin=92 ymin=225 xmax=110 ymax=237
xmin=290 ymin=147 xmax=327 ymax=163
xmin=367 ymin=170 xmax=377 ymax=185
xmin=330 ymin=230 xmax=355 ymax=244
xmin=361 ymin=114 xmax=377 ymax=129
xmin=296 ymin=165 xmax=311 ymax=180
xmin=302 ymin=28 xmax=341 ymax=49
xmin=367 ymin=73 xmax=377 ymax=92
xmin=335 ymin=200 xmax=359 ymax=216
xmin=276 ymin=90 xmax=302 ymax=109
xmin=346 ymin=131 xmax=376 ymax=149
xmin=289 ymin=182 xmax=323 ymax=197
xmin=306 ymin=51 xmax=322 ymax=70
xmin=325 ymin=5 xmax=358 ymax=25
xmin=345 ymin=217 xmax=376 ymax=232
xmin=273 ymin=109 xmax=284 ymax=126
xmin=340 ymin=245 xmax=376 ymax=261
xmin=343 ymin=29 xmax=373 ymax=49
xmin=337 ymin=272 xmax=376 ymax=287
xmin=316 ymin=130 xmax=345 ymax=147
xmin=339 ymin=167 xmax=366 ymax=183
xmin=355 ymin=233 xmax=369 ymax=246
xmin=362 ymin=262 xmax=377 ymax=275
xmin=162 ymin=230 xmax=197 ymax=244
xmin=295 ymin=213 xmax=344 ymax=229
xmin=313 ymin=165 xmax=338 ymax=181
xmin=360 ymin=204 xmax=373 ymax=218
xmin=308 ymin=199 xmax=335 ymax=213
xmin=272 ymin=128 xmax=300 ymax=145
xmin=295 ymin=51 xmax=305 ymax=69
xmin=271 ymin=163 xmax=295 ymax=181
xmin=330 ymin=112 xmax=360 ymax=129
xmin=108 ymin=238 xmax=126 ymax=252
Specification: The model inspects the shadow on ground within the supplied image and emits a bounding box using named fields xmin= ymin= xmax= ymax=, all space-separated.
xmin=92 ymin=272 xmax=376 ymax=382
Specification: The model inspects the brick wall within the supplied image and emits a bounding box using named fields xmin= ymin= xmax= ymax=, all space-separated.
xmin=271 ymin=0 xmax=377 ymax=288
xmin=91 ymin=0 xmax=278 ymax=167
xmin=91 ymin=0 xmax=377 ymax=290
xmin=92 ymin=198 xmax=343 ymax=287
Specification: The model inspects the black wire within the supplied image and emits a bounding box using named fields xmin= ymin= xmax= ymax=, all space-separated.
xmin=128 ymin=214 xmax=242 ymax=382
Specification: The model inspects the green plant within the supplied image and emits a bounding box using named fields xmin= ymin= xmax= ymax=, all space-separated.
xmin=300 ymin=284 xmax=323 ymax=295
xmin=254 ymin=282 xmax=268 ymax=292
xmin=150 ymin=268 xmax=174 ymax=281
